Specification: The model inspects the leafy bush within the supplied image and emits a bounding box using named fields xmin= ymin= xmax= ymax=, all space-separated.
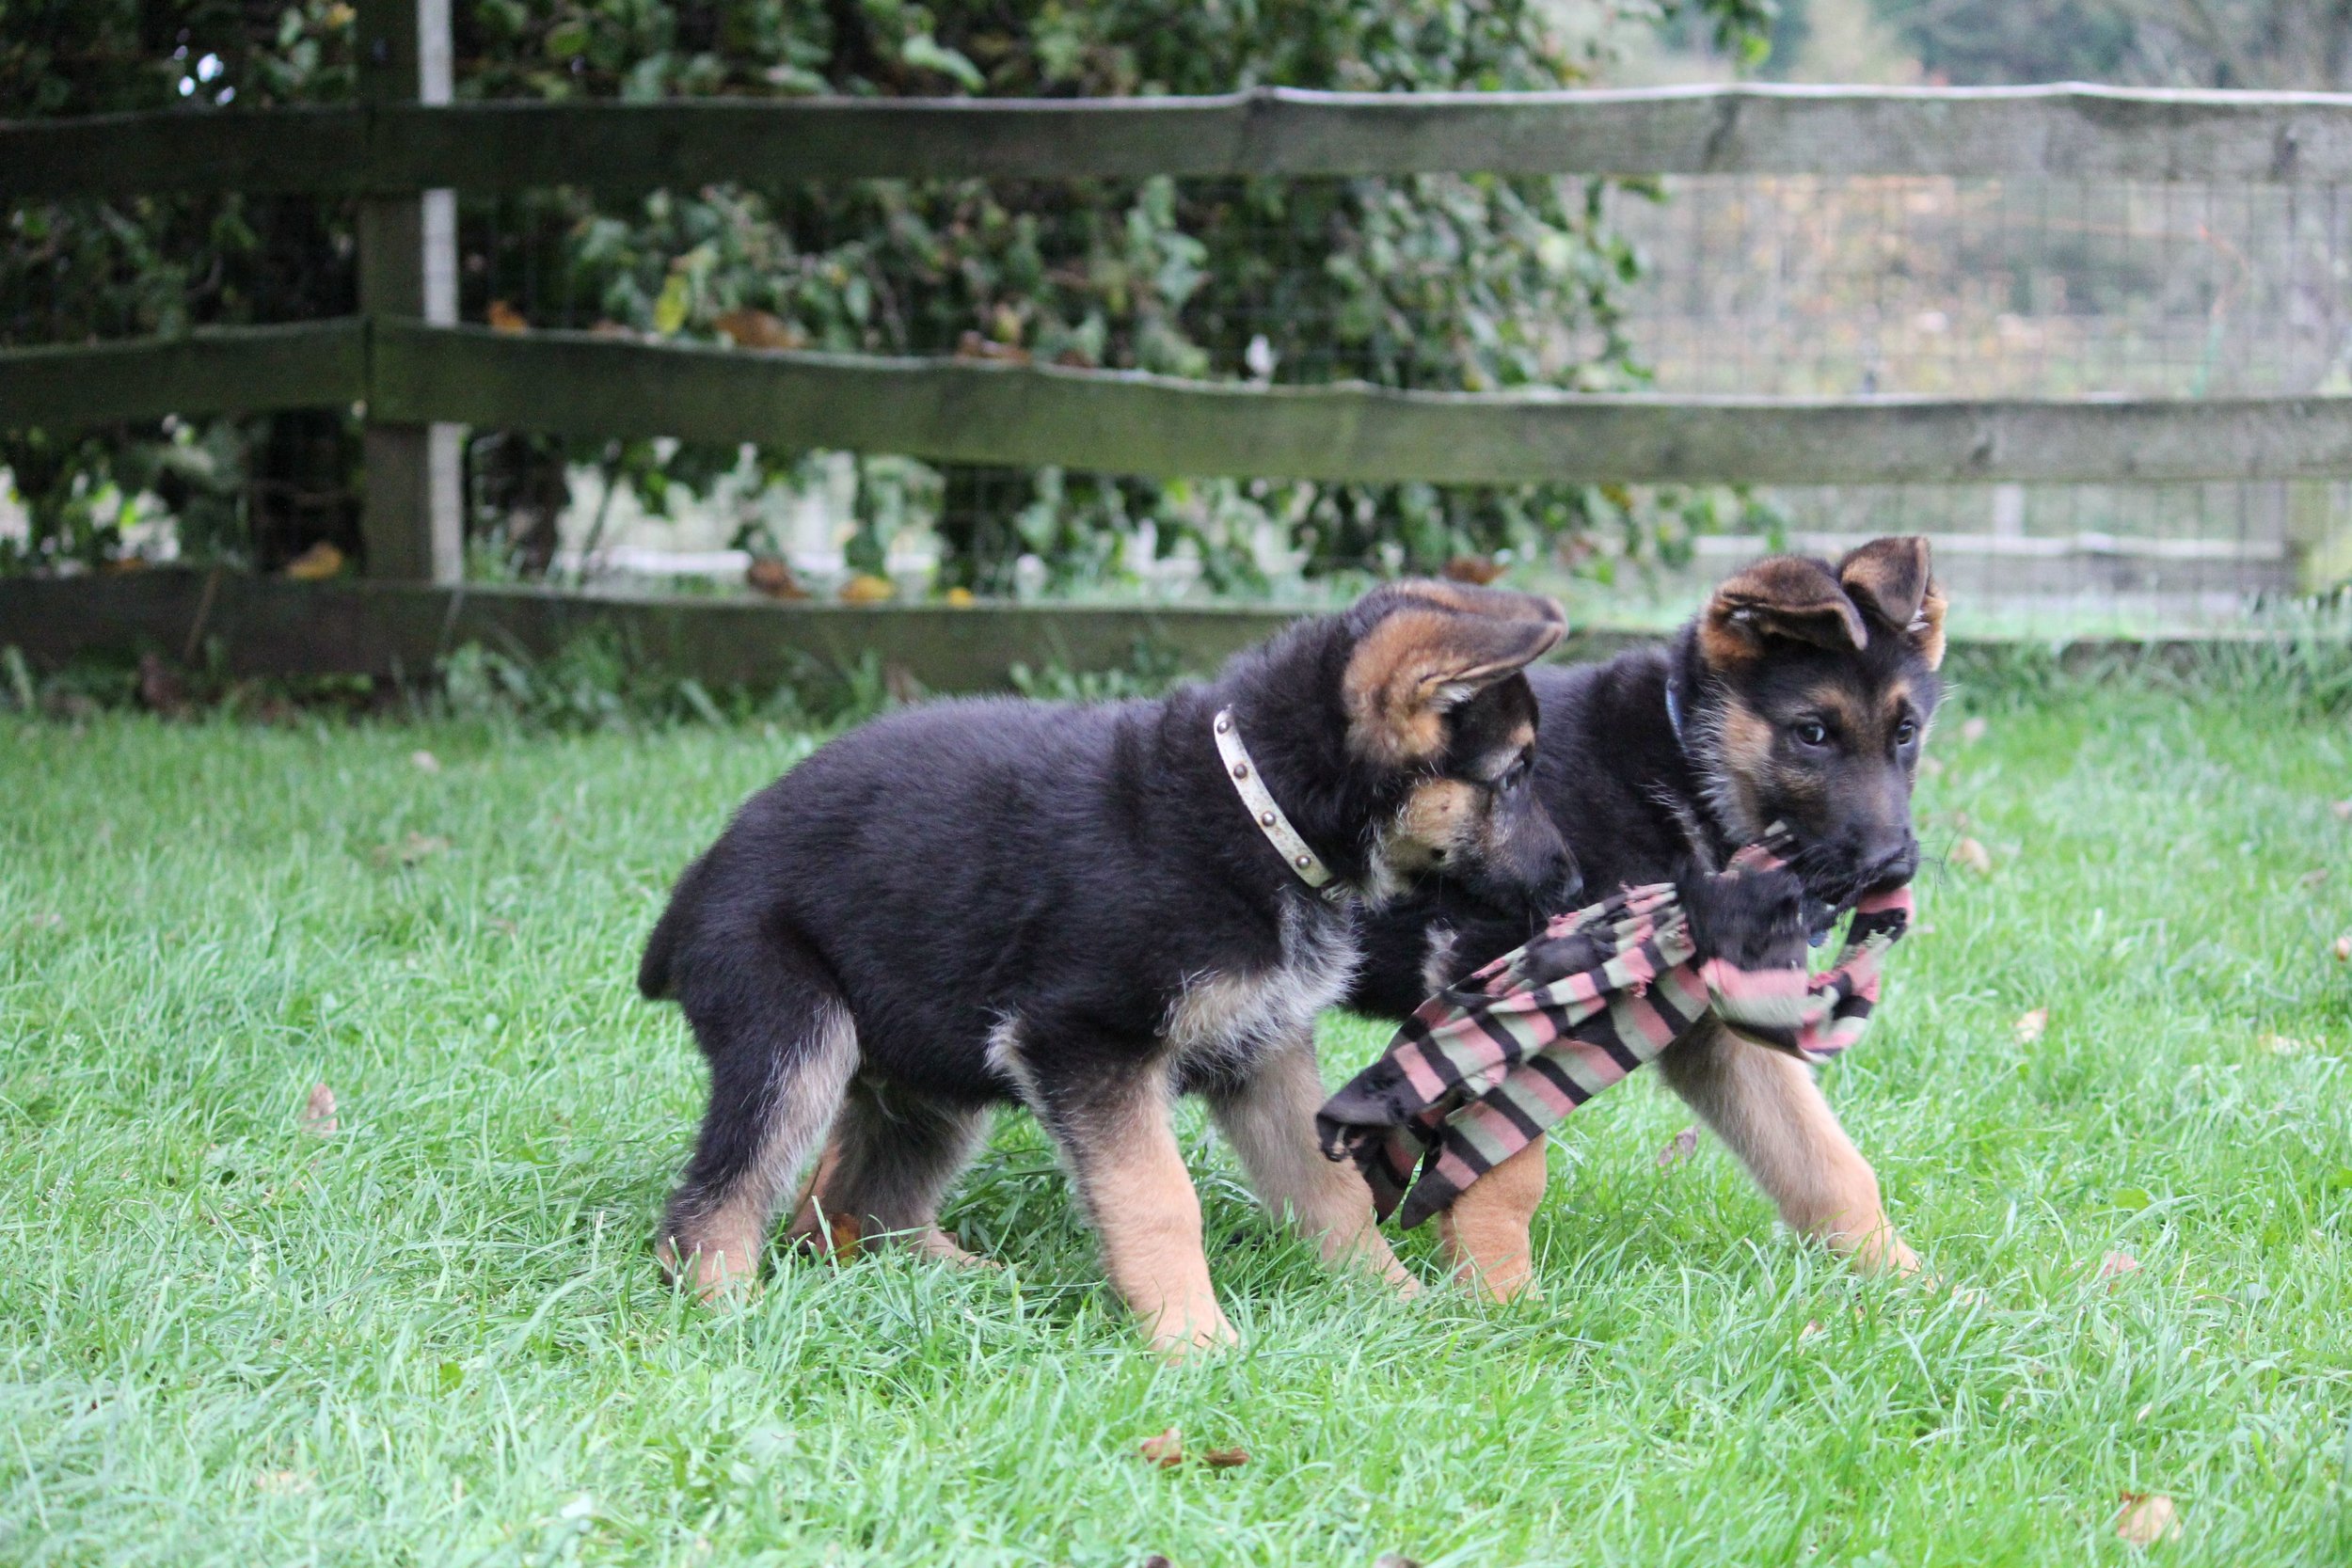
xmin=4 ymin=0 xmax=1774 ymax=587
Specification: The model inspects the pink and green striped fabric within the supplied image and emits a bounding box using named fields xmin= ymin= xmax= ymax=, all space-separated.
xmin=1318 ymin=847 xmax=1912 ymax=1229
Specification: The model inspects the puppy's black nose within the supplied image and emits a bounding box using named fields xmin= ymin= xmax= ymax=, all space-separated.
xmin=1864 ymin=840 xmax=1919 ymax=893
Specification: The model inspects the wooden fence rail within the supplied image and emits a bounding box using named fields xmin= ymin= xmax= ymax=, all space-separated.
xmin=9 ymin=320 xmax=2352 ymax=488
xmin=14 ymin=84 xmax=2352 ymax=197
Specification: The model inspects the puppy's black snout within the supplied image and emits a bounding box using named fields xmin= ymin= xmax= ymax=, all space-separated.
xmin=1541 ymin=850 xmax=1585 ymax=910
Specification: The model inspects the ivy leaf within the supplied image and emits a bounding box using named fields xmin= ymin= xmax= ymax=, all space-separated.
xmin=901 ymin=34 xmax=985 ymax=91
xmin=651 ymin=273 xmax=691 ymax=337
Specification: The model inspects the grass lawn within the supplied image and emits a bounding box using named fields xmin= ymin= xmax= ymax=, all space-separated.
xmin=4 ymin=676 xmax=2351 ymax=1566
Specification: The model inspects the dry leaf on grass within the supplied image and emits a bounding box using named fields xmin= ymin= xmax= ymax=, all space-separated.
xmin=2258 ymin=1032 xmax=2312 ymax=1056
xmin=2100 ymin=1251 xmax=2140 ymax=1289
xmin=300 ymin=1083 xmax=338 ymax=1135
xmin=1138 ymin=1427 xmax=1184 ymax=1469
xmin=1201 ymin=1447 xmax=1249 ymax=1470
xmin=1799 ymin=1319 xmax=1826 ymax=1340
xmin=2014 ymin=1007 xmax=2048 ymax=1045
xmin=1374 ymin=1554 xmax=1422 ymax=1568
xmin=712 ymin=308 xmax=804 ymax=351
xmin=409 ymin=750 xmax=441 ymax=774
xmin=746 ymin=558 xmax=807 ymax=600
xmin=283 ymin=541 xmax=345 ymax=581
xmin=1138 ymin=1557 xmax=1173 ymax=1568
xmin=1952 ymin=836 xmax=1994 ymax=876
xmin=1960 ymin=716 xmax=1989 ymax=744
xmin=1657 ymin=1126 xmax=1700 ymax=1168
xmin=2114 ymin=1492 xmax=2181 ymax=1546
xmin=2334 ymin=934 xmax=2352 ymax=963
xmin=373 ymin=832 xmax=451 ymax=867
xmin=1441 ymin=555 xmax=1505 ymax=585
xmin=254 ymin=1468 xmax=310 ymax=1495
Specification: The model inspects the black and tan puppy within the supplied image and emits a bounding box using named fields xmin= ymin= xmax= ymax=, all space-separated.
xmin=639 ymin=580 xmax=1574 ymax=1350
xmin=1350 ymin=536 xmax=1946 ymax=1298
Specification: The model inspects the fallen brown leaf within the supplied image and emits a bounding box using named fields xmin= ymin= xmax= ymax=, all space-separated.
xmin=485 ymin=299 xmax=529 ymax=334
xmin=2013 ymin=1007 xmax=2048 ymax=1045
xmin=1799 ymin=1319 xmax=1825 ymax=1340
xmin=712 ymin=308 xmax=805 ymax=351
xmin=1201 ymin=1446 xmax=1249 ymax=1470
xmin=254 ymin=1467 xmax=311 ymax=1495
xmin=2100 ymin=1251 xmax=2140 ymax=1289
xmin=300 ymin=1083 xmax=338 ymax=1136
xmin=2334 ymin=934 xmax=2351 ymax=963
xmin=283 ymin=541 xmax=345 ymax=581
xmin=2114 ymin=1491 xmax=2181 ymax=1546
xmin=1138 ymin=1427 xmax=1184 ymax=1469
xmin=1960 ymin=716 xmax=1989 ymax=744
xmin=1441 ymin=555 xmax=1505 ymax=585
xmin=409 ymin=750 xmax=441 ymax=774
xmin=1657 ymin=1126 xmax=1700 ymax=1168
xmin=746 ymin=557 xmax=806 ymax=600
xmin=1952 ymin=836 xmax=1994 ymax=876
xmin=1139 ymin=1557 xmax=1173 ymax=1568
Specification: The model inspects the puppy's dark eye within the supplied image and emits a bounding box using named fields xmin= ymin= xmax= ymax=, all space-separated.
xmin=1894 ymin=718 xmax=1918 ymax=747
xmin=1794 ymin=720 xmax=1831 ymax=749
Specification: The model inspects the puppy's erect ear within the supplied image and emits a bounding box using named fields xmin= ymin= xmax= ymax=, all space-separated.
xmin=1700 ymin=556 xmax=1868 ymax=667
xmin=1344 ymin=582 xmax=1565 ymax=763
xmin=1838 ymin=535 xmax=1946 ymax=671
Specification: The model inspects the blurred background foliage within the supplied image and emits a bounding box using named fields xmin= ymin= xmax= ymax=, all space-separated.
xmin=1 ymin=0 xmax=1776 ymax=590
xmin=12 ymin=0 xmax=2332 ymax=591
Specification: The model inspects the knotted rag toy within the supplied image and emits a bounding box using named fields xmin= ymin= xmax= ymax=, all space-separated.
xmin=1317 ymin=842 xmax=1912 ymax=1230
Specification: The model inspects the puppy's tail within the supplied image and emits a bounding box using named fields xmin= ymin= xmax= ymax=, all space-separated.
xmin=638 ymin=898 xmax=686 ymax=1000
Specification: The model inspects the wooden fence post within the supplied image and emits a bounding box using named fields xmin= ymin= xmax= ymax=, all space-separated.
xmin=355 ymin=0 xmax=462 ymax=583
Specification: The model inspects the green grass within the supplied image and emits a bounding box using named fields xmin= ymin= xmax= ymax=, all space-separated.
xmin=4 ymin=683 xmax=2351 ymax=1567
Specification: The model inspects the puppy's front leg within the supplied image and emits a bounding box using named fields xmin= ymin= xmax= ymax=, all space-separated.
xmin=1046 ymin=1068 xmax=1235 ymax=1354
xmin=1209 ymin=1037 xmax=1417 ymax=1295
xmin=1434 ymin=1137 xmax=1549 ymax=1302
xmin=1656 ymin=1017 xmax=1918 ymax=1274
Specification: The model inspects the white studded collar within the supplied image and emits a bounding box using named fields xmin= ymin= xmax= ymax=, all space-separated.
xmin=1212 ymin=707 xmax=1346 ymax=904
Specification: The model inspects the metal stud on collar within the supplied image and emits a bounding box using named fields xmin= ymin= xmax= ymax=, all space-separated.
xmin=1212 ymin=706 xmax=1341 ymax=898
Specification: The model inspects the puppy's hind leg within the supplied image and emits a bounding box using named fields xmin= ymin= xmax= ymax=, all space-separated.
xmin=1207 ymin=1036 xmax=1416 ymax=1295
xmin=659 ymin=929 xmax=859 ymax=1299
xmin=787 ymin=1077 xmax=994 ymax=1265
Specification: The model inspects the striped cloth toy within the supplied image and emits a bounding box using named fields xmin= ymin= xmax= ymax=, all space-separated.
xmin=1317 ymin=843 xmax=1912 ymax=1230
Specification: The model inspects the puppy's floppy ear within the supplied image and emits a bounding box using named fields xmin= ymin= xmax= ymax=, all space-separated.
xmin=1837 ymin=535 xmax=1946 ymax=671
xmin=1700 ymin=556 xmax=1867 ymax=667
xmin=1344 ymin=582 xmax=1565 ymax=763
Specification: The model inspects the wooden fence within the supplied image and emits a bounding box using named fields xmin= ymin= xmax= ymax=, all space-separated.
xmin=6 ymin=0 xmax=2352 ymax=679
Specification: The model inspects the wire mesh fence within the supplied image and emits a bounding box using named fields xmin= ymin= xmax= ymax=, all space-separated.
xmin=8 ymin=151 xmax=2352 ymax=630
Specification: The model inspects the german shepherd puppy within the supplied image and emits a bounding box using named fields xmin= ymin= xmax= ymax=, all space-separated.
xmin=1349 ymin=536 xmax=1947 ymax=1299
xmin=640 ymin=580 xmax=1576 ymax=1351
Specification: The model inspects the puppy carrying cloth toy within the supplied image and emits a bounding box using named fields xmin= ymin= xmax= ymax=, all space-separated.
xmin=1317 ymin=839 xmax=1912 ymax=1230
